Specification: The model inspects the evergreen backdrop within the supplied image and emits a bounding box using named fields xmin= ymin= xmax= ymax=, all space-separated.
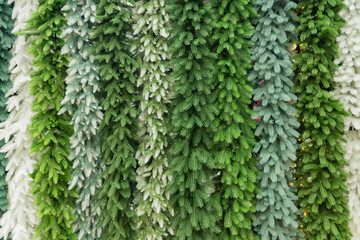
xmin=0 ymin=0 xmax=359 ymax=239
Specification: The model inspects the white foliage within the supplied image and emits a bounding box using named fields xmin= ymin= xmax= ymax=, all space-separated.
xmin=0 ymin=0 xmax=39 ymax=239
xmin=334 ymin=2 xmax=360 ymax=239
xmin=343 ymin=131 xmax=360 ymax=240
xmin=133 ymin=1 xmax=172 ymax=239
xmin=334 ymin=0 xmax=360 ymax=131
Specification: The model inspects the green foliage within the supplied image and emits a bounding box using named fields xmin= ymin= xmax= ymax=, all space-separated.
xmin=91 ymin=0 xmax=139 ymax=239
xmin=166 ymin=1 xmax=220 ymax=239
xmin=250 ymin=0 xmax=301 ymax=239
xmin=24 ymin=0 xmax=78 ymax=239
xmin=0 ymin=0 xmax=15 ymax=226
xmin=60 ymin=0 xmax=103 ymax=239
xmin=211 ymin=0 xmax=258 ymax=239
xmin=293 ymin=0 xmax=352 ymax=239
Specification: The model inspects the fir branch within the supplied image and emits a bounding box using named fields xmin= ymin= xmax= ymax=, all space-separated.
xmin=25 ymin=0 xmax=78 ymax=239
xmin=0 ymin=0 xmax=15 ymax=235
xmin=250 ymin=0 xmax=301 ymax=239
xmin=293 ymin=0 xmax=352 ymax=239
xmin=60 ymin=0 xmax=103 ymax=239
xmin=132 ymin=0 xmax=173 ymax=239
xmin=211 ymin=0 xmax=259 ymax=239
xmin=166 ymin=1 xmax=220 ymax=239
xmin=333 ymin=1 xmax=360 ymax=238
xmin=0 ymin=0 xmax=39 ymax=239
xmin=91 ymin=0 xmax=139 ymax=239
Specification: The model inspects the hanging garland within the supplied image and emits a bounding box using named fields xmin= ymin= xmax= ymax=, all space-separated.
xmin=167 ymin=0 xmax=220 ymax=239
xmin=25 ymin=0 xmax=77 ymax=238
xmin=0 ymin=0 xmax=39 ymax=239
xmin=132 ymin=0 xmax=172 ymax=239
xmin=211 ymin=0 xmax=258 ymax=239
xmin=91 ymin=0 xmax=139 ymax=239
xmin=250 ymin=0 xmax=300 ymax=239
xmin=293 ymin=0 xmax=352 ymax=239
xmin=0 ymin=0 xmax=15 ymax=229
xmin=60 ymin=0 xmax=102 ymax=239
xmin=333 ymin=0 xmax=360 ymax=238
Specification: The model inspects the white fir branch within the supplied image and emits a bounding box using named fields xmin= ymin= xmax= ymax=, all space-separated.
xmin=334 ymin=1 xmax=360 ymax=239
xmin=0 ymin=0 xmax=39 ymax=239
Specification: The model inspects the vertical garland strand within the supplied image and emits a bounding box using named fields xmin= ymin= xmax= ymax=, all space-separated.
xmin=250 ymin=0 xmax=300 ymax=239
xmin=167 ymin=0 xmax=220 ymax=239
xmin=132 ymin=0 xmax=172 ymax=239
xmin=0 ymin=0 xmax=39 ymax=239
xmin=333 ymin=0 xmax=360 ymax=238
xmin=25 ymin=0 xmax=78 ymax=239
xmin=91 ymin=0 xmax=139 ymax=239
xmin=293 ymin=0 xmax=352 ymax=239
xmin=60 ymin=0 xmax=103 ymax=239
xmin=0 ymin=0 xmax=15 ymax=228
xmin=211 ymin=0 xmax=258 ymax=239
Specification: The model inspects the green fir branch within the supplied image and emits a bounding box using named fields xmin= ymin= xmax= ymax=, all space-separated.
xmin=91 ymin=0 xmax=139 ymax=239
xmin=293 ymin=0 xmax=352 ymax=239
xmin=211 ymin=0 xmax=259 ymax=239
xmin=166 ymin=1 xmax=221 ymax=239
xmin=25 ymin=0 xmax=78 ymax=239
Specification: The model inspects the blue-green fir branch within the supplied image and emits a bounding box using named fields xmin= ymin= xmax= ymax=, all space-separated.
xmin=250 ymin=1 xmax=301 ymax=239
xmin=60 ymin=0 xmax=103 ymax=239
xmin=0 ymin=0 xmax=15 ymax=234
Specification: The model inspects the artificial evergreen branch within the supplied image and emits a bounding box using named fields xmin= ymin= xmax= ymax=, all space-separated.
xmin=0 ymin=0 xmax=39 ymax=239
xmin=0 ymin=0 xmax=15 ymax=230
xmin=210 ymin=0 xmax=258 ymax=239
xmin=250 ymin=1 xmax=300 ymax=239
xmin=25 ymin=0 xmax=78 ymax=239
xmin=333 ymin=0 xmax=360 ymax=131
xmin=293 ymin=0 xmax=352 ymax=239
xmin=60 ymin=0 xmax=103 ymax=239
xmin=91 ymin=0 xmax=139 ymax=239
xmin=132 ymin=1 xmax=173 ymax=239
xmin=166 ymin=1 xmax=220 ymax=239
xmin=343 ymin=131 xmax=360 ymax=239
xmin=333 ymin=1 xmax=360 ymax=238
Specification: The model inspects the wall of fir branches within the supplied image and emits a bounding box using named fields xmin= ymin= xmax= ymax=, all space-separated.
xmin=0 ymin=0 xmax=360 ymax=239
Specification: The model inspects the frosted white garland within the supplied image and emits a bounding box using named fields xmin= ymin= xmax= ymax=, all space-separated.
xmin=133 ymin=1 xmax=173 ymax=239
xmin=334 ymin=0 xmax=360 ymax=130
xmin=334 ymin=1 xmax=360 ymax=239
xmin=343 ymin=131 xmax=360 ymax=240
xmin=0 ymin=0 xmax=39 ymax=239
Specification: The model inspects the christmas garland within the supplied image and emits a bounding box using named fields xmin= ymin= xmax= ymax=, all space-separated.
xmin=211 ymin=0 xmax=258 ymax=239
xmin=0 ymin=0 xmax=15 ymax=231
xmin=294 ymin=0 xmax=352 ymax=239
xmin=167 ymin=1 xmax=220 ymax=239
xmin=91 ymin=0 xmax=139 ymax=239
xmin=333 ymin=0 xmax=360 ymax=238
xmin=132 ymin=0 xmax=172 ymax=239
xmin=25 ymin=0 xmax=77 ymax=238
xmin=0 ymin=0 xmax=39 ymax=239
xmin=60 ymin=0 xmax=102 ymax=239
xmin=250 ymin=0 xmax=300 ymax=239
